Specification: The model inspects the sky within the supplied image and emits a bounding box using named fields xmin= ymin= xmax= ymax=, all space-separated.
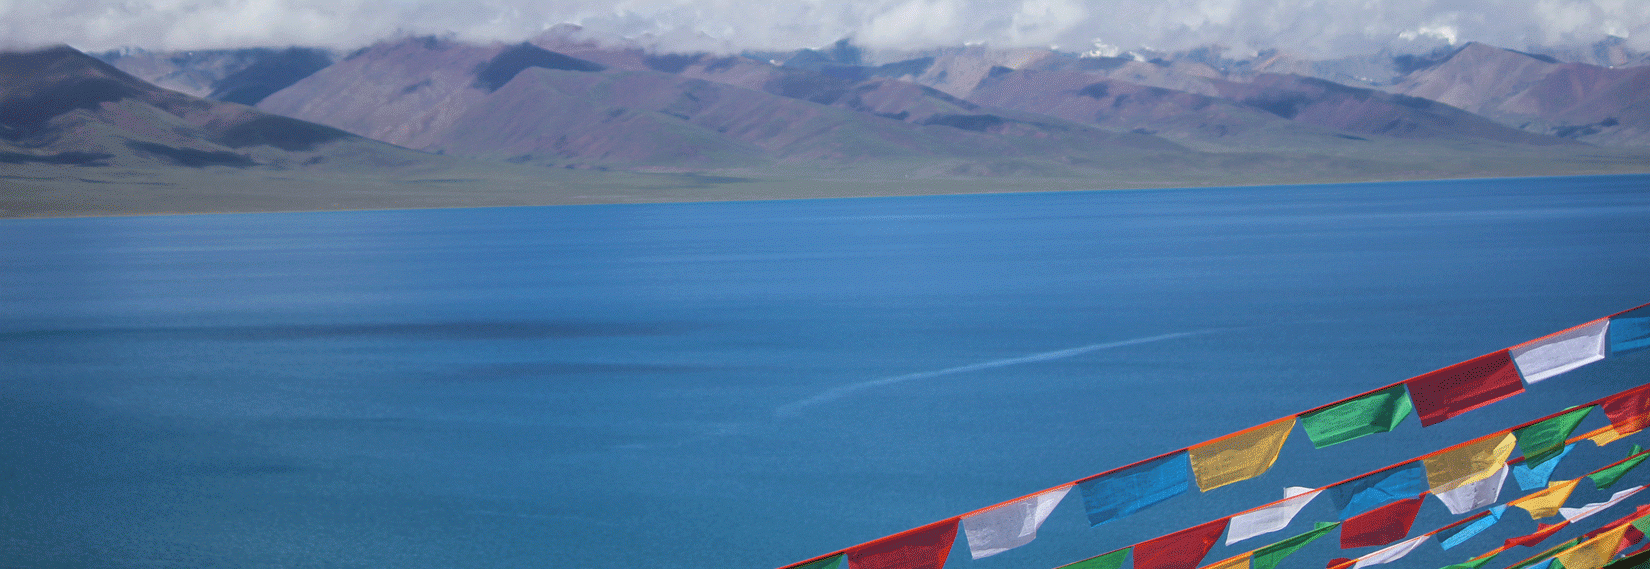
xmin=3 ymin=0 xmax=1649 ymax=58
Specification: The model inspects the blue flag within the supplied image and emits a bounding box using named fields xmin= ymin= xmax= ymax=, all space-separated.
xmin=1612 ymin=307 xmax=1650 ymax=356
xmin=1077 ymin=451 xmax=1190 ymax=527
xmin=1513 ymin=444 xmax=1574 ymax=491
xmin=1328 ymin=461 xmax=1428 ymax=519
xmin=1438 ymin=506 xmax=1507 ymax=550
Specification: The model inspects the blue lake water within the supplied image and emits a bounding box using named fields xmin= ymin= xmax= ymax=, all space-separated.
xmin=3 ymin=175 xmax=1650 ymax=569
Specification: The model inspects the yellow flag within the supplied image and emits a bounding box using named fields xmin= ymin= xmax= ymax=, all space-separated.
xmin=1584 ymin=424 xmax=1640 ymax=447
xmin=1554 ymin=522 xmax=1633 ymax=569
xmin=1190 ymin=417 xmax=1297 ymax=492
xmin=1201 ymin=552 xmax=1252 ymax=569
xmin=1509 ymin=479 xmax=1581 ymax=520
xmin=1424 ymin=433 xmax=1518 ymax=492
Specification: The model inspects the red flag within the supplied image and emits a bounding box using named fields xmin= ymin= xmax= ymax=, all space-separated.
xmin=1601 ymin=384 xmax=1650 ymax=434
xmin=846 ymin=518 xmax=959 ymax=569
xmin=1134 ymin=518 xmax=1231 ymax=569
xmin=1340 ymin=494 xmax=1425 ymax=549
xmin=1504 ymin=522 xmax=1570 ymax=548
xmin=1406 ymin=350 xmax=1525 ymax=427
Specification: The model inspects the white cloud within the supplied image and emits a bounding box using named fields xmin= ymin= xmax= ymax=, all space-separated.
xmin=2 ymin=0 xmax=1648 ymax=57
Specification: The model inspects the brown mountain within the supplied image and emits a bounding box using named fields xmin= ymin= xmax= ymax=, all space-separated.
xmin=1390 ymin=42 xmax=1650 ymax=145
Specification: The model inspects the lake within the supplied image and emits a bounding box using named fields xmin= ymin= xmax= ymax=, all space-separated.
xmin=3 ymin=175 xmax=1650 ymax=569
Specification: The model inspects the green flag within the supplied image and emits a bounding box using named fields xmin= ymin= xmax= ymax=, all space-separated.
xmin=1061 ymin=548 xmax=1129 ymax=569
xmin=792 ymin=554 xmax=845 ymax=569
xmin=1442 ymin=549 xmax=1503 ymax=569
xmin=1590 ymin=447 xmax=1650 ymax=490
xmin=1253 ymin=522 xmax=1339 ymax=569
xmin=1300 ymin=385 xmax=1414 ymax=448
xmin=1517 ymin=406 xmax=1594 ymax=467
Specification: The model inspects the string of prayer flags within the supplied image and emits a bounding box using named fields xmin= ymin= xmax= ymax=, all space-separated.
xmin=1406 ymin=349 xmax=1525 ymax=427
xmin=1352 ymin=535 xmax=1432 ymax=569
xmin=1060 ymin=548 xmax=1129 ymax=569
xmin=1329 ymin=461 xmax=1430 ymax=519
xmin=1603 ymin=384 xmax=1650 ymax=434
xmin=845 ymin=518 xmax=958 ymax=569
xmin=963 ymin=484 xmax=1072 ymax=559
xmin=1439 ymin=506 xmax=1508 ymax=550
xmin=1190 ymin=417 xmax=1297 ymax=492
xmin=1557 ymin=523 xmax=1637 ymax=569
xmin=1562 ymin=487 xmax=1648 ymax=524
xmin=1299 ymin=385 xmax=1413 ymax=449
xmin=1589 ymin=447 xmax=1649 ymax=490
xmin=1612 ymin=305 xmax=1650 ymax=356
xmin=1436 ymin=466 xmax=1511 ymax=515
xmin=1512 ymin=479 xmax=1584 ymax=520
xmin=1201 ymin=552 xmax=1252 ymax=569
xmin=1426 ymin=433 xmax=1519 ymax=493
xmin=1251 ymin=522 xmax=1339 ymax=569
xmin=790 ymin=554 xmax=845 ymax=569
xmin=1227 ymin=487 xmax=1321 ymax=545
xmin=1512 ymin=318 xmax=1612 ymax=383
xmin=1341 ymin=495 xmax=1425 ymax=549
xmin=1518 ymin=445 xmax=1577 ymax=491
xmin=1078 ymin=451 xmax=1190 ymax=527
xmin=1133 ymin=517 xmax=1230 ymax=569
xmin=1520 ymin=407 xmax=1598 ymax=467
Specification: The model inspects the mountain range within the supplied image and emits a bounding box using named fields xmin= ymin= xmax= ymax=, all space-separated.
xmin=3 ymin=33 xmax=1649 ymax=216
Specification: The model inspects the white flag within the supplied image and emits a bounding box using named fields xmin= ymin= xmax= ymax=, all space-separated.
xmin=1511 ymin=319 xmax=1610 ymax=383
xmin=1560 ymin=486 xmax=1646 ymax=523
xmin=1434 ymin=466 xmax=1509 ymax=515
xmin=1226 ymin=487 xmax=1320 ymax=545
xmin=1354 ymin=535 xmax=1432 ymax=569
xmin=962 ymin=484 xmax=1072 ymax=559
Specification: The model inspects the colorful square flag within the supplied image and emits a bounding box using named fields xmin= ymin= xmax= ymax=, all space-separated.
xmin=962 ymin=485 xmax=1072 ymax=559
xmin=1060 ymin=548 xmax=1130 ymax=569
xmin=1134 ymin=518 xmax=1230 ymax=569
xmin=1341 ymin=495 xmax=1425 ymax=549
xmin=1511 ymin=479 xmax=1583 ymax=520
xmin=1078 ymin=451 xmax=1191 ymax=527
xmin=1611 ymin=305 xmax=1650 ymax=356
xmin=846 ymin=518 xmax=959 ymax=569
xmin=1426 ymin=433 xmax=1518 ymax=493
xmin=1329 ymin=461 xmax=1430 ymax=519
xmin=1511 ymin=318 xmax=1610 ymax=383
xmin=1299 ymin=385 xmax=1413 ymax=449
xmin=1201 ymin=553 xmax=1252 ymax=569
xmin=1252 ymin=522 xmax=1339 ymax=569
xmin=1353 ymin=535 xmax=1432 ymax=569
xmin=1227 ymin=487 xmax=1321 ymax=545
xmin=1555 ymin=522 xmax=1634 ymax=569
xmin=1603 ymin=385 xmax=1650 ymax=438
xmin=1517 ymin=407 xmax=1596 ymax=467
xmin=1406 ymin=350 xmax=1525 ymax=427
xmin=1438 ymin=506 xmax=1508 ymax=550
xmin=1516 ymin=444 xmax=1576 ymax=491
xmin=1588 ymin=448 xmax=1649 ymax=490
xmin=1436 ymin=466 xmax=1510 ymax=515
xmin=1190 ymin=417 xmax=1297 ymax=492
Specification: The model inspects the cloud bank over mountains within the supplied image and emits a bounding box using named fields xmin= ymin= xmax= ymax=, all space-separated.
xmin=4 ymin=0 xmax=1649 ymax=57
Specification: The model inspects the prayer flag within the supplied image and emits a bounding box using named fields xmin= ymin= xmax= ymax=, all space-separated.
xmin=1061 ymin=548 xmax=1130 ymax=569
xmin=1426 ymin=433 xmax=1518 ymax=493
xmin=1406 ymin=350 xmax=1525 ymax=427
xmin=1589 ymin=450 xmax=1649 ymax=490
xmin=1329 ymin=462 xmax=1430 ymax=519
xmin=1353 ymin=535 xmax=1432 ymax=569
xmin=1603 ymin=384 xmax=1650 ymax=434
xmin=963 ymin=484 xmax=1072 ymax=559
xmin=1439 ymin=506 xmax=1508 ymax=550
xmin=1512 ymin=480 xmax=1583 ymax=520
xmin=1562 ymin=487 xmax=1647 ymax=524
xmin=1190 ymin=417 xmax=1297 ymax=492
xmin=1299 ymin=386 xmax=1414 ymax=449
xmin=1518 ymin=407 xmax=1596 ymax=467
xmin=1441 ymin=549 xmax=1502 ymax=569
xmin=1508 ymin=523 xmax=1573 ymax=548
xmin=1436 ymin=466 xmax=1510 ymax=515
xmin=1341 ymin=495 xmax=1425 ymax=549
xmin=1511 ymin=319 xmax=1611 ymax=383
xmin=1078 ymin=451 xmax=1191 ymax=527
xmin=846 ymin=518 xmax=959 ymax=569
xmin=1556 ymin=523 xmax=1635 ymax=569
xmin=1584 ymin=425 xmax=1637 ymax=447
xmin=1134 ymin=518 xmax=1230 ymax=569
xmin=1227 ymin=487 xmax=1321 ymax=545
xmin=1060 ymin=548 xmax=1130 ymax=569
xmin=1611 ymin=306 xmax=1650 ymax=356
xmin=789 ymin=554 xmax=845 ymax=569
xmin=1517 ymin=445 xmax=1577 ymax=491
xmin=1202 ymin=553 xmax=1253 ymax=569
xmin=1253 ymin=522 xmax=1339 ymax=569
